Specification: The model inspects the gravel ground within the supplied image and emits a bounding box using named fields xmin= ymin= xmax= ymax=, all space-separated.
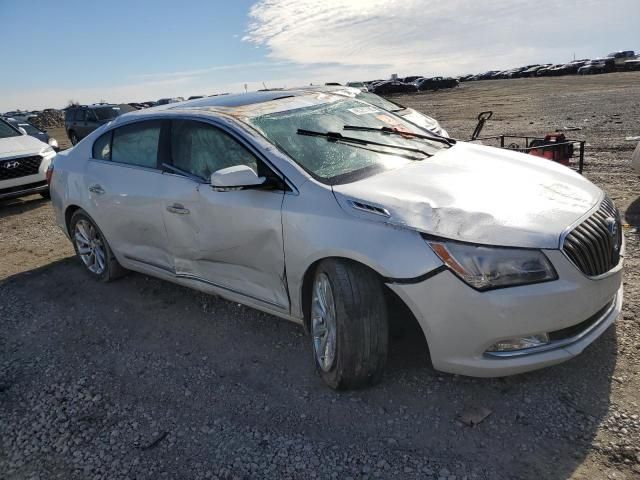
xmin=1 ymin=73 xmax=640 ymax=480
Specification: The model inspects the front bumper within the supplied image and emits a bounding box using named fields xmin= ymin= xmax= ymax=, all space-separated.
xmin=0 ymin=153 xmax=53 ymax=200
xmin=387 ymin=249 xmax=623 ymax=377
xmin=0 ymin=180 xmax=48 ymax=200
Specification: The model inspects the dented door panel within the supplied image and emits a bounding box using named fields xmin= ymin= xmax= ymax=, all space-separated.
xmin=160 ymin=174 xmax=288 ymax=310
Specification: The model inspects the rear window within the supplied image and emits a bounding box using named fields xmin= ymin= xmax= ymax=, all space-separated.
xmin=111 ymin=121 xmax=161 ymax=168
xmin=93 ymin=107 xmax=121 ymax=121
xmin=92 ymin=131 xmax=112 ymax=160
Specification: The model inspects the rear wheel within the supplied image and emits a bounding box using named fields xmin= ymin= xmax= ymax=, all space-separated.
xmin=310 ymin=259 xmax=388 ymax=389
xmin=69 ymin=130 xmax=79 ymax=145
xmin=69 ymin=210 xmax=126 ymax=282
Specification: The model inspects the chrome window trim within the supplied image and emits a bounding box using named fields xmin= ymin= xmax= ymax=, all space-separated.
xmin=88 ymin=157 xmax=164 ymax=174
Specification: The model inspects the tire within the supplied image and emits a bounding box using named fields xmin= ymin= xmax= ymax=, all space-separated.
xmin=69 ymin=130 xmax=79 ymax=145
xmin=69 ymin=210 xmax=126 ymax=282
xmin=310 ymin=259 xmax=388 ymax=390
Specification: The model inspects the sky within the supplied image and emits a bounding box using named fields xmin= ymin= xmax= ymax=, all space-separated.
xmin=1 ymin=0 xmax=638 ymax=111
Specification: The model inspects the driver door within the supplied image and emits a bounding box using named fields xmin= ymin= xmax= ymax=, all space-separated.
xmin=159 ymin=119 xmax=289 ymax=311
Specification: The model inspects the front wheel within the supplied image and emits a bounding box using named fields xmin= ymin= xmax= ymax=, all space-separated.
xmin=310 ymin=259 xmax=389 ymax=389
xmin=69 ymin=131 xmax=79 ymax=145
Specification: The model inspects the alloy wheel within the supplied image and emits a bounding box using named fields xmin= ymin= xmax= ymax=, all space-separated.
xmin=74 ymin=219 xmax=106 ymax=275
xmin=311 ymin=273 xmax=337 ymax=372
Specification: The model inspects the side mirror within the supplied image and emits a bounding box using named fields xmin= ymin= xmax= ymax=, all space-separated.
xmin=18 ymin=127 xmax=28 ymax=135
xmin=210 ymin=165 xmax=265 ymax=188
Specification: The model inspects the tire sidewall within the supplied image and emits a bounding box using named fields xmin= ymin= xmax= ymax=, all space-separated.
xmin=69 ymin=211 xmax=111 ymax=282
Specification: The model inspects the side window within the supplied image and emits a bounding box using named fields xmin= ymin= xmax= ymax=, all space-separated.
xmin=92 ymin=131 xmax=112 ymax=160
xmin=74 ymin=109 xmax=86 ymax=121
xmin=86 ymin=109 xmax=98 ymax=122
xmin=170 ymin=120 xmax=258 ymax=180
xmin=111 ymin=121 xmax=161 ymax=168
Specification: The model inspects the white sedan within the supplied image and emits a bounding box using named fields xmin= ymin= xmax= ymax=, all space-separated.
xmin=50 ymin=91 xmax=623 ymax=389
xmin=0 ymin=118 xmax=56 ymax=200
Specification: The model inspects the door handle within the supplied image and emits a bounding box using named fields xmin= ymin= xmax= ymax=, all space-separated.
xmin=166 ymin=204 xmax=190 ymax=215
xmin=88 ymin=184 xmax=105 ymax=195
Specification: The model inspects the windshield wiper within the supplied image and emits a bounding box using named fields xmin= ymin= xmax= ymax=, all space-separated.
xmin=343 ymin=125 xmax=455 ymax=146
xmin=296 ymin=129 xmax=432 ymax=158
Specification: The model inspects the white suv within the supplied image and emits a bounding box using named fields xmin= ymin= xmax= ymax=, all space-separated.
xmin=0 ymin=118 xmax=56 ymax=200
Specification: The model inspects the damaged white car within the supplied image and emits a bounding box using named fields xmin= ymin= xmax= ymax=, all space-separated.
xmin=50 ymin=91 xmax=624 ymax=389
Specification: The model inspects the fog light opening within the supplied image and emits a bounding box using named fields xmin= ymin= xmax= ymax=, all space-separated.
xmin=487 ymin=333 xmax=550 ymax=353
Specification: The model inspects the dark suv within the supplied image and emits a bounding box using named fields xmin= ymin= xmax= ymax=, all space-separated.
xmin=64 ymin=104 xmax=135 ymax=145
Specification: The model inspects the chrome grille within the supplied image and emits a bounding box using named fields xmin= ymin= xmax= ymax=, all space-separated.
xmin=562 ymin=196 xmax=622 ymax=276
xmin=0 ymin=156 xmax=43 ymax=181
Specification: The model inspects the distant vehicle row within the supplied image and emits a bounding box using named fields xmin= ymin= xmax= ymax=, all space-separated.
xmin=458 ymin=50 xmax=638 ymax=82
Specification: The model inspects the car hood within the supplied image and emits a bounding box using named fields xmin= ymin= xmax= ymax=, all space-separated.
xmin=332 ymin=142 xmax=602 ymax=249
xmin=0 ymin=134 xmax=48 ymax=157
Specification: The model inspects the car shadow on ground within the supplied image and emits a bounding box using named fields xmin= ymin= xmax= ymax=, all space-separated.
xmin=0 ymin=194 xmax=49 ymax=219
xmin=0 ymin=259 xmax=618 ymax=479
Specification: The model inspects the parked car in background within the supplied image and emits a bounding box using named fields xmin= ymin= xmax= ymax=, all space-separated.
xmin=369 ymin=80 xmax=417 ymax=95
xmin=4 ymin=118 xmax=59 ymax=151
xmin=65 ymin=104 xmax=136 ymax=145
xmin=521 ymin=65 xmax=549 ymax=77
xmin=623 ymin=58 xmax=640 ymax=71
xmin=51 ymin=90 xmax=623 ymax=389
xmin=0 ymin=117 xmax=56 ymax=200
xmin=548 ymin=60 xmax=590 ymax=76
xmin=157 ymin=97 xmax=184 ymax=105
xmin=345 ymin=81 xmax=368 ymax=91
xmin=608 ymin=51 xmax=635 ymax=68
xmin=537 ymin=64 xmax=563 ymax=77
xmin=578 ymin=58 xmax=616 ymax=75
xmin=413 ymin=77 xmax=459 ymax=91
xmin=471 ymin=70 xmax=501 ymax=81
xmin=8 ymin=112 xmax=38 ymax=123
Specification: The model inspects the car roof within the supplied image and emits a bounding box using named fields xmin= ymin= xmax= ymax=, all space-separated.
xmin=113 ymin=90 xmax=352 ymax=125
xmin=169 ymin=90 xmax=307 ymax=109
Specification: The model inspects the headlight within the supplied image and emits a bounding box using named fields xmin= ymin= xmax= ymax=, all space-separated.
xmin=426 ymin=238 xmax=557 ymax=291
xmin=40 ymin=145 xmax=55 ymax=156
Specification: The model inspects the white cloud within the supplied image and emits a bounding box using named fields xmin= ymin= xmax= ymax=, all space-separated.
xmin=4 ymin=0 xmax=638 ymax=111
xmin=245 ymin=0 xmax=640 ymax=77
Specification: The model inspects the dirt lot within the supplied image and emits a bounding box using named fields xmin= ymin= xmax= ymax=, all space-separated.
xmin=1 ymin=73 xmax=639 ymax=480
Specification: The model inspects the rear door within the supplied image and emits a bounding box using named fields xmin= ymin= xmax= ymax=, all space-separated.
xmin=159 ymin=119 xmax=289 ymax=311
xmin=85 ymin=120 xmax=173 ymax=272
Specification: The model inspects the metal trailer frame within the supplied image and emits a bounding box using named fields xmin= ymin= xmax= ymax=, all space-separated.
xmin=470 ymin=111 xmax=586 ymax=174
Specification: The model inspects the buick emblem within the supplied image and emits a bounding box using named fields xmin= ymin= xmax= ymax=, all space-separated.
xmin=3 ymin=161 xmax=20 ymax=169
xmin=605 ymin=217 xmax=619 ymax=240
